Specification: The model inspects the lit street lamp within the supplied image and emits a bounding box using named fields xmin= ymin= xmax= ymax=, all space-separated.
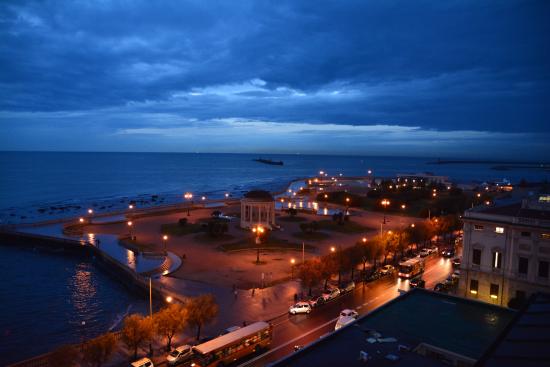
xmin=162 ymin=234 xmax=168 ymax=253
xmin=166 ymin=296 xmax=173 ymax=303
xmin=252 ymin=225 xmax=265 ymax=264
xmin=381 ymin=199 xmax=390 ymax=224
xmin=127 ymin=221 xmax=133 ymax=239
xmin=184 ymin=192 xmax=193 ymax=216
xmin=290 ymin=258 xmax=296 ymax=279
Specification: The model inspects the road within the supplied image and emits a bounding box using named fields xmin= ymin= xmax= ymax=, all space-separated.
xmin=239 ymin=254 xmax=454 ymax=366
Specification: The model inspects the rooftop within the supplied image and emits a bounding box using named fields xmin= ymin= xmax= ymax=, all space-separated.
xmin=466 ymin=196 xmax=550 ymax=224
xmin=479 ymin=293 xmax=550 ymax=367
xmin=243 ymin=190 xmax=274 ymax=201
xmin=273 ymin=289 xmax=516 ymax=367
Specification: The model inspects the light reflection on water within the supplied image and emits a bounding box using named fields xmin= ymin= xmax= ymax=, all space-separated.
xmin=0 ymin=245 xmax=148 ymax=365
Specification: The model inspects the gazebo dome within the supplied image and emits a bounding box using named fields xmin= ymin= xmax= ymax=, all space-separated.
xmin=243 ymin=190 xmax=274 ymax=201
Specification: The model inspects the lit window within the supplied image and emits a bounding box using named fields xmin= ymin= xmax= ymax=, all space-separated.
xmin=542 ymin=233 xmax=550 ymax=240
xmin=474 ymin=225 xmax=484 ymax=231
xmin=470 ymin=279 xmax=478 ymax=295
xmin=490 ymin=283 xmax=499 ymax=299
xmin=492 ymin=251 xmax=502 ymax=269
xmin=495 ymin=227 xmax=504 ymax=234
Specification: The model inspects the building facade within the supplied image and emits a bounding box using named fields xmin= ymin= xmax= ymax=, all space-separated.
xmin=458 ymin=195 xmax=550 ymax=306
xmin=240 ymin=190 xmax=276 ymax=229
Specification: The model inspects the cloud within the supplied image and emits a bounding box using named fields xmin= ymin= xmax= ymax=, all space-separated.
xmin=0 ymin=0 xmax=549 ymax=157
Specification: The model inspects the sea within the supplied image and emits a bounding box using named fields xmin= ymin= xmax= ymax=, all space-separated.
xmin=0 ymin=151 xmax=548 ymax=364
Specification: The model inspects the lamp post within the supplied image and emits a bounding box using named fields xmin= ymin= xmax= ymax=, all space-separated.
xmin=127 ymin=221 xmax=133 ymax=239
xmin=252 ymin=225 xmax=264 ymax=264
xmin=162 ymin=235 xmax=168 ymax=254
xmin=345 ymin=197 xmax=350 ymax=215
xmin=184 ymin=192 xmax=193 ymax=216
xmin=381 ymin=199 xmax=390 ymax=224
xmin=87 ymin=208 xmax=93 ymax=224
xmin=290 ymin=258 xmax=296 ymax=279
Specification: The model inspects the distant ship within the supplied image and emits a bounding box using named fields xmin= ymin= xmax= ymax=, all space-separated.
xmin=253 ymin=158 xmax=284 ymax=166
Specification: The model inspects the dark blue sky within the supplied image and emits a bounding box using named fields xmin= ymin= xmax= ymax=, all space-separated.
xmin=0 ymin=0 xmax=549 ymax=158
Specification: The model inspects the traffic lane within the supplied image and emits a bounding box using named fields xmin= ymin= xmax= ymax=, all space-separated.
xmin=240 ymin=256 xmax=453 ymax=367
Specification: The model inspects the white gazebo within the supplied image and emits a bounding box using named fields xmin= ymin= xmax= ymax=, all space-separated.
xmin=240 ymin=190 xmax=276 ymax=229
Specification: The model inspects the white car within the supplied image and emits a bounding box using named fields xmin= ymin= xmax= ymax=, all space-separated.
xmin=379 ymin=265 xmax=395 ymax=275
xmin=339 ymin=309 xmax=358 ymax=318
xmin=289 ymin=302 xmax=312 ymax=315
xmin=419 ymin=249 xmax=430 ymax=257
xmin=167 ymin=345 xmax=192 ymax=365
xmin=335 ymin=315 xmax=356 ymax=330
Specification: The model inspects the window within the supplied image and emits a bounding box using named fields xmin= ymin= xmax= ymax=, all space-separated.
xmin=518 ymin=257 xmax=529 ymax=275
xmin=521 ymin=231 xmax=531 ymax=237
xmin=492 ymin=251 xmax=502 ymax=269
xmin=472 ymin=249 xmax=482 ymax=266
xmin=542 ymin=233 xmax=550 ymax=240
xmin=490 ymin=283 xmax=499 ymax=299
xmin=470 ymin=279 xmax=478 ymax=295
xmin=539 ymin=261 xmax=549 ymax=278
xmin=474 ymin=225 xmax=484 ymax=231
xmin=495 ymin=227 xmax=504 ymax=234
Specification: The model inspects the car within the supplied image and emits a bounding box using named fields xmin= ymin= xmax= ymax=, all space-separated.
xmin=339 ymin=309 xmax=358 ymax=318
xmin=428 ymin=245 xmax=438 ymax=254
xmin=308 ymin=296 xmax=325 ymax=308
xmin=452 ymin=257 xmax=461 ymax=268
xmin=379 ymin=265 xmax=395 ymax=275
xmin=131 ymin=358 xmax=154 ymax=367
xmin=419 ymin=249 xmax=430 ymax=257
xmin=321 ymin=287 xmax=341 ymax=301
xmin=335 ymin=315 xmax=356 ymax=330
xmin=167 ymin=345 xmax=192 ymax=366
xmin=409 ymin=277 xmax=425 ymax=288
xmin=441 ymin=248 xmax=455 ymax=258
xmin=433 ymin=282 xmax=449 ymax=293
xmin=340 ymin=281 xmax=355 ymax=293
xmin=220 ymin=326 xmax=240 ymax=335
xmin=289 ymin=302 xmax=312 ymax=315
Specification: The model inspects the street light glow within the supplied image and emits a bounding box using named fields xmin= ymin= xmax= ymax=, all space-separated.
xmin=88 ymin=209 xmax=93 ymax=214
xmin=290 ymin=258 xmax=296 ymax=264
xmin=127 ymin=221 xmax=133 ymax=226
xmin=163 ymin=235 xmax=168 ymax=241
xmin=166 ymin=296 xmax=173 ymax=303
xmin=362 ymin=237 xmax=367 ymax=243
xmin=79 ymin=217 xmax=84 ymax=223
xmin=330 ymin=246 xmax=336 ymax=252
xmin=128 ymin=204 xmax=134 ymax=209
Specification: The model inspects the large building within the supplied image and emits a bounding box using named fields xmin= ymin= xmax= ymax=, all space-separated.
xmin=240 ymin=190 xmax=276 ymax=229
xmin=273 ymin=289 xmax=515 ymax=367
xmin=458 ymin=194 xmax=550 ymax=306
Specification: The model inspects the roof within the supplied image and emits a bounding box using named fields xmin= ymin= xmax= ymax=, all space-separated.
xmin=273 ymin=289 xmax=516 ymax=367
xmin=243 ymin=190 xmax=274 ymax=201
xmin=474 ymin=202 xmax=550 ymax=220
xmin=478 ymin=293 xmax=550 ymax=367
xmin=193 ymin=321 xmax=270 ymax=355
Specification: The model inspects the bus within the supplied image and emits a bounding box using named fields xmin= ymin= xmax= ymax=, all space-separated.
xmin=190 ymin=321 xmax=272 ymax=367
xmin=398 ymin=258 xmax=425 ymax=279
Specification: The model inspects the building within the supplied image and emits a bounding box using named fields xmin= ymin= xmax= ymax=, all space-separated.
xmin=458 ymin=195 xmax=550 ymax=307
xmin=240 ymin=190 xmax=276 ymax=229
xmin=272 ymin=289 xmax=515 ymax=367
xmin=477 ymin=292 xmax=550 ymax=367
xmin=396 ymin=172 xmax=451 ymax=186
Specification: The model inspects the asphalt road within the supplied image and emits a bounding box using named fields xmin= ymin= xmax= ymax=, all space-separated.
xmin=239 ymin=254 xmax=454 ymax=367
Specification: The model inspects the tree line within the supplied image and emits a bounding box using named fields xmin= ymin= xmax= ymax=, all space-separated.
xmin=297 ymin=215 xmax=462 ymax=296
xmin=49 ymin=294 xmax=218 ymax=367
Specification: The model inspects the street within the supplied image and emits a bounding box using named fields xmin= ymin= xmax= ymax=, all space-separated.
xmin=239 ymin=254 xmax=453 ymax=366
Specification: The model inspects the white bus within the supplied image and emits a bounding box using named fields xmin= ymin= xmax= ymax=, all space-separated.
xmin=190 ymin=321 xmax=272 ymax=367
xmin=398 ymin=258 xmax=425 ymax=278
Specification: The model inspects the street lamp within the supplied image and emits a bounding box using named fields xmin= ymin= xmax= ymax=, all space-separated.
xmin=184 ymin=192 xmax=193 ymax=216
xmin=162 ymin=234 xmax=168 ymax=253
xmin=330 ymin=246 xmax=336 ymax=253
xmin=401 ymin=204 xmax=406 ymax=210
xmin=381 ymin=199 xmax=390 ymax=224
xmin=128 ymin=204 xmax=134 ymax=210
xmin=252 ymin=225 xmax=265 ymax=264
xmin=127 ymin=221 xmax=133 ymax=239
xmin=166 ymin=296 xmax=173 ymax=303
xmin=87 ymin=208 xmax=93 ymax=224
xmin=290 ymin=258 xmax=296 ymax=279
xmin=79 ymin=217 xmax=84 ymax=223
xmin=362 ymin=237 xmax=367 ymax=243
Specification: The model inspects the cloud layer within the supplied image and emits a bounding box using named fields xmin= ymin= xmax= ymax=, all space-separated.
xmin=0 ymin=0 xmax=549 ymax=158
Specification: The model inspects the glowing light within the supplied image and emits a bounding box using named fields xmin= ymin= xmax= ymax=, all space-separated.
xmin=201 ymin=196 xmax=206 ymax=200
xmin=128 ymin=204 xmax=134 ymax=209
xmin=368 ymin=170 xmax=372 ymax=174
xmin=127 ymin=221 xmax=133 ymax=226
xmin=79 ymin=217 xmax=84 ymax=223
xmin=87 ymin=209 xmax=93 ymax=214
xmin=362 ymin=237 xmax=367 ymax=243
xmin=490 ymin=294 xmax=498 ymax=299
xmin=477 ymin=193 xmax=481 ymax=198
xmin=411 ymin=223 xmax=415 ymax=228
xmin=290 ymin=258 xmax=296 ymax=264
xmin=470 ymin=290 xmax=478 ymax=295
xmin=330 ymin=246 xmax=336 ymax=252
xmin=163 ymin=235 xmax=168 ymax=241
xmin=401 ymin=204 xmax=406 ymax=209
xmin=166 ymin=296 xmax=173 ymax=303
xmin=485 ymin=201 xmax=491 ymax=205
xmin=225 ymin=193 xmax=229 ymax=198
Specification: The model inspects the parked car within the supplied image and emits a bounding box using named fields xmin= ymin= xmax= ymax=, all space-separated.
xmin=289 ymin=302 xmax=312 ymax=315
xmin=220 ymin=326 xmax=240 ymax=335
xmin=167 ymin=345 xmax=193 ymax=366
xmin=131 ymin=358 xmax=154 ymax=367
xmin=433 ymin=282 xmax=449 ymax=293
xmin=322 ymin=287 xmax=341 ymax=301
xmin=428 ymin=245 xmax=438 ymax=254
xmin=340 ymin=281 xmax=355 ymax=293
xmin=441 ymin=248 xmax=455 ymax=258
xmin=409 ymin=277 xmax=425 ymax=289
xmin=339 ymin=309 xmax=359 ymax=318
xmin=419 ymin=249 xmax=430 ymax=257
xmin=379 ymin=265 xmax=395 ymax=275
xmin=452 ymin=257 xmax=461 ymax=268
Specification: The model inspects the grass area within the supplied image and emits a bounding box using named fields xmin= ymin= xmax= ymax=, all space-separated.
xmin=316 ymin=219 xmax=373 ymax=233
xmin=219 ymin=238 xmax=316 ymax=252
xmin=160 ymin=222 xmax=204 ymax=236
xmin=278 ymin=215 xmax=308 ymax=222
xmin=193 ymin=233 xmax=235 ymax=243
xmin=291 ymin=231 xmax=331 ymax=241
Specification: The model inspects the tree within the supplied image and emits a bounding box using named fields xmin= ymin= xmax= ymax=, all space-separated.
xmin=207 ymin=220 xmax=229 ymax=237
xmin=48 ymin=344 xmax=79 ymax=367
xmin=186 ymin=294 xmax=219 ymax=340
xmin=319 ymin=255 xmax=337 ymax=289
xmin=121 ymin=314 xmax=153 ymax=360
xmin=155 ymin=303 xmax=187 ymax=351
xmin=298 ymin=259 xmax=322 ymax=296
xmin=346 ymin=245 xmax=363 ymax=280
xmin=82 ymin=333 xmax=117 ymax=367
